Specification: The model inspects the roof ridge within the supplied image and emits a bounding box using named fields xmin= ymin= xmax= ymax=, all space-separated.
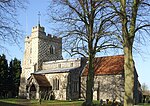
xmin=95 ymin=54 xmax=124 ymax=58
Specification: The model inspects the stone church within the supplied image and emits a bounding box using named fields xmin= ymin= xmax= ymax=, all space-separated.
xmin=19 ymin=24 xmax=142 ymax=104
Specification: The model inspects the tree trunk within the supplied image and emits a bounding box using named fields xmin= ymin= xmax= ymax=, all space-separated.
xmin=86 ymin=54 xmax=94 ymax=106
xmin=123 ymin=44 xmax=134 ymax=106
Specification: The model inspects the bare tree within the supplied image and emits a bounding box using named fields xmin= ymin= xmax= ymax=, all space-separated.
xmin=48 ymin=0 xmax=119 ymax=105
xmin=0 ymin=0 xmax=27 ymax=50
xmin=142 ymin=83 xmax=149 ymax=92
xmin=107 ymin=0 xmax=150 ymax=106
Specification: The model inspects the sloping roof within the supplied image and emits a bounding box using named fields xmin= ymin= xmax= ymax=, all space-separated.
xmin=82 ymin=55 xmax=124 ymax=76
xmin=34 ymin=67 xmax=79 ymax=74
xmin=32 ymin=74 xmax=51 ymax=87
xmin=143 ymin=90 xmax=150 ymax=96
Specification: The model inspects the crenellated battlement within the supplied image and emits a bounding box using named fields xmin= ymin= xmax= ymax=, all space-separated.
xmin=47 ymin=34 xmax=62 ymax=42
xmin=32 ymin=24 xmax=45 ymax=33
xmin=47 ymin=34 xmax=61 ymax=39
xmin=25 ymin=36 xmax=30 ymax=42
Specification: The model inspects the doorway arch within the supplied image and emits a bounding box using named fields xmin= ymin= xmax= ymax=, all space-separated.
xmin=29 ymin=84 xmax=36 ymax=99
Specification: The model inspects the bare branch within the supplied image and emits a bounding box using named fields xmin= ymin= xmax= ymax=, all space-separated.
xmin=135 ymin=24 xmax=150 ymax=33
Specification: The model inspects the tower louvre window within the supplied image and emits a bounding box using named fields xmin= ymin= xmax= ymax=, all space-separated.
xmin=50 ymin=45 xmax=55 ymax=54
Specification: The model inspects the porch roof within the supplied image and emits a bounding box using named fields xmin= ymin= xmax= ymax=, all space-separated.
xmin=32 ymin=74 xmax=51 ymax=87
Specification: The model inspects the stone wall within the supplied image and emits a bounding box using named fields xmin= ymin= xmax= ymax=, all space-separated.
xmin=38 ymin=34 xmax=63 ymax=69
xmin=45 ymin=72 xmax=69 ymax=100
xmin=42 ymin=58 xmax=81 ymax=70
xmin=69 ymin=68 xmax=81 ymax=100
xmin=81 ymin=74 xmax=124 ymax=102
xmin=44 ymin=70 xmax=81 ymax=100
xmin=42 ymin=58 xmax=83 ymax=100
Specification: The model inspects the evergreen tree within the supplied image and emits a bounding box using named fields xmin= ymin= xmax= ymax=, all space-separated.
xmin=0 ymin=54 xmax=8 ymax=98
xmin=0 ymin=54 xmax=21 ymax=98
xmin=9 ymin=58 xmax=22 ymax=97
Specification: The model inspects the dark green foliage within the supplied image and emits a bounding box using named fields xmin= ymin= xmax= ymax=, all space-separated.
xmin=0 ymin=54 xmax=9 ymax=98
xmin=0 ymin=54 xmax=21 ymax=98
xmin=9 ymin=58 xmax=22 ymax=97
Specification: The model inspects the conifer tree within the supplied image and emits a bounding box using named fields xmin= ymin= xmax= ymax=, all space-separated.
xmin=9 ymin=58 xmax=22 ymax=97
xmin=0 ymin=54 xmax=8 ymax=98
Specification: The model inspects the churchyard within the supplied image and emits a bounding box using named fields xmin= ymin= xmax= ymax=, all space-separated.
xmin=0 ymin=98 xmax=150 ymax=106
xmin=0 ymin=99 xmax=87 ymax=106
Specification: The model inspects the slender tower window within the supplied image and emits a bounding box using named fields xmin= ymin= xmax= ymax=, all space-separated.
xmin=53 ymin=78 xmax=59 ymax=90
xmin=50 ymin=45 xmax=55 ymax=54
xmin=30 ymin=48 xmax=32 ymax=54
xmin=58 ymin=64 xmax=61 ymax=68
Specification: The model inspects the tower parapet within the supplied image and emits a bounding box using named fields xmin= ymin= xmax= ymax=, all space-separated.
xmin=31 ymin=25 xmax=45 ymax=33
xmin=47 ymin=34 xmax=62 ymax=43
xmin=25 ymin=36 xmax=30 ymax=42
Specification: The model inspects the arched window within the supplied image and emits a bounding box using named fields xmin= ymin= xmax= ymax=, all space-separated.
xmin=50 ymin=45 xmax=55 ymax=54
xmin=30 ymin=84 xmax=36 ymax=99
xmin=53 ymin=78 xmax=59 ymax=90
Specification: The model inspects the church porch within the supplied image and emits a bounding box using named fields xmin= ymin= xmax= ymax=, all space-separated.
xmin=26 ymin=74 xmax=52 ymax=100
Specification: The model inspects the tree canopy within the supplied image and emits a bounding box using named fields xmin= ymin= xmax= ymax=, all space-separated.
xmin=48 ymin=0 xmax=150 ymax=106
xmin=48 ymin=1 xmax=120 ymax=105
xmin=0 ymin=0 xmax=27 ymax=50
xmin=0 ymin=54 xmax=21 ymax=98
xmin=107 ymin=0 xmax=150 ymax=105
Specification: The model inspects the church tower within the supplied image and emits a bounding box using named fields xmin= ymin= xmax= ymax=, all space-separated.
xmin=19 ymin=24 xmax=63 ymax=97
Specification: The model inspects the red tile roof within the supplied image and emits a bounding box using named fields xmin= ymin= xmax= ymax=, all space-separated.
xmin=33 ymin=74 xmax=51 ymax=87
xmin=82 ymin=55 xmax=124 ymax=76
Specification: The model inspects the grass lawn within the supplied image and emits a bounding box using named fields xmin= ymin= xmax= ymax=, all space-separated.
xmin=0 ymin=98 xmax=85 ymax=106
xmin=0 ymin=98 xmax=150 ymax=106
xmin=137 ymin=103 xmax=150 ymax=106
